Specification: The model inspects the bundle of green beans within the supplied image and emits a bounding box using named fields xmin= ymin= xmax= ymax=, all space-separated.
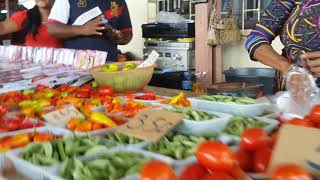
xmin=197 ymin=95 xmax=257 ymax=105
xmin=223 ymin=116 xmax=269 ymax=137
xmin=20 ymin=136 xmax=108 ymax=166
xmin=105 ymin=133 xmax=143 ymax=147
xmin=61 ymin=152 xmax=150 ymax=180
xmin=167 ymin=105 xmax=218 ymax=121
xmin=145 ymin=133 xmax=217 ymax=160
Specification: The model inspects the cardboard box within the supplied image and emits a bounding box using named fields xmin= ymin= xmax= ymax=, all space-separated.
xmin=268 ymin=125 xmax=320 ymax=178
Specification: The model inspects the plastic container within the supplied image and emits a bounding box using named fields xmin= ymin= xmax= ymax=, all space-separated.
xmin=189 ymin=98 xmax=271 ymax=116
xmin=182 ymin=72 xmax=192 ymax=90
xmin=207 ymin=82 xmax=263 ymax=99
xmin=218 ymin=117 xmax=280 ymax=144
xmin=224 ymin=68 xmax=276 ymax=95
xmin=173 ymin=110 xmax=232 ymax=136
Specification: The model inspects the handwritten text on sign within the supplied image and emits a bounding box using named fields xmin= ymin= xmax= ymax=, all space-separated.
xmin=117 ymin=109 xmax=184 ymax=142
xmin=42 ymin=105 xmax=85 ymax=126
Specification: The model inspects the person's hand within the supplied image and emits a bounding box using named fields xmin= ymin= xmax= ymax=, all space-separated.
xmin=79 ymin=17 xmax=105 ymax=36
xmin=104 ymin=24 xmax=122 ymax=39
xmin=301 ymin=51 xmax=320 ymax=77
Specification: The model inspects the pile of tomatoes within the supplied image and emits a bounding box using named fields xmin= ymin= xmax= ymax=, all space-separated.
xmin=279 ymin=105 xmax=320 ymax=128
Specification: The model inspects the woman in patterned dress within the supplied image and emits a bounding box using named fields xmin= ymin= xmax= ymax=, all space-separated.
xmin=245 ymin=0 xmax=320 ymax=91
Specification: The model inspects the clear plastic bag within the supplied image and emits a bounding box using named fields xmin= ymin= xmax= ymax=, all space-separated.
xmin=272 ymin=62 xmax=320 ymax=117
xmin=156 ymin=11 xmax=188 ymax=23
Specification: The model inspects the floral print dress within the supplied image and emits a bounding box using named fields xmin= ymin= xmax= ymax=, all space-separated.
xmin=245 ymin=0 xmax=320 ymax=90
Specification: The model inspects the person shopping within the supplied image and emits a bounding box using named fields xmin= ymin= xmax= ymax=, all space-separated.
xmin=47 ymin=0 xmax=133 ymax=61
xmin=245 ymin=0 xmax=320 ymax=91
xmin=0 ymin=0 xmax=62 ymax=48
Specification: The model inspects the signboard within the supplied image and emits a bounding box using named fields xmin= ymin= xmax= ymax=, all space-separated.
xmin=42 ymin=105 xmax=85 ymax=126
xmin=268 ymin=125 xmax=320 ymax=178
xmin=117 ymin=108 xmax=184 ymax=142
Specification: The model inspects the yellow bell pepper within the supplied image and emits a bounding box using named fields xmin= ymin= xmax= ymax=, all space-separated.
xmin=169 ymin=92 xmax=185 ymax=104
xmin=90 ymin=112 xmax=117 ymax=127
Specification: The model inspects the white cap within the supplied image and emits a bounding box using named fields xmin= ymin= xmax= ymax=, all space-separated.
xmin=18 ymin=0 xmax=36 ymax=10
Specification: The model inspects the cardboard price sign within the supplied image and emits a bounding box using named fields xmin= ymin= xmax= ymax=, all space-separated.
xmin=42 ymin=105 xmax=85 ymax=126
xmin=268 ymin=125 xmax=320 ymax=178
xmin=117 ymin=108 xmax=184 ymax=142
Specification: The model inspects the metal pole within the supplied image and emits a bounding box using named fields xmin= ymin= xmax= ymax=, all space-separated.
xmin=257 ymin=0 xmax=261 ymax=22
xmin=5 ymin=0 xmax=10 ymax=18
xmin=242 ymin=0 xmax=245 ymax=31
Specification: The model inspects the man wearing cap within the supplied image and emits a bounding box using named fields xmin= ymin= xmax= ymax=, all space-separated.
xmin=47 ymin=0 xmax=133 ymax=61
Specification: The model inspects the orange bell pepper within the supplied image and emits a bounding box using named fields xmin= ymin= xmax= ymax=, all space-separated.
xmin=1 ymin=133 xmax=30 ymax=149
xmin=67 ymin=119 xmax=81 ymax=130
xmin=20 ymin=107 xmax=35 ymax=118
xmin=75 ymin=121 xmax=93 ymax=132
xmin=33 ymin=133 xmax=54 ymax=143
xmin=92 ymin=122 xmax=104 ymax=130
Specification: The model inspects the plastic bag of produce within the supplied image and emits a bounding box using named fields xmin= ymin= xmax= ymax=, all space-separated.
xmin=272 ymin=62 xmax=320 ymax=116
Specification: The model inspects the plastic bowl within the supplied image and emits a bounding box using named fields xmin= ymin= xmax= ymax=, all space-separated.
xmin=90 ymin=61 xmax=154 ymax=93
xmin=174 ymin=111 xmax=232 ymax=136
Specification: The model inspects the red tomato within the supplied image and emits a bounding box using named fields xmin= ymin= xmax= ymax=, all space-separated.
xmin=35 ymin=84 xmax=48 ymax=92
xmin=234 ymin=149 xmax=253 ymax=171
xmin=98 ymin=86 xmax=114 ymax=96
xmin=90 ymin=92 xmax=102 ymax=99
xmin=75 ymin=91 xmax=90 ymax=98
xmin=196 ymin=141 xmax=236 ymax=172
xmin=271 ymin=165 xmax=313 ymax=180
xmin=201 ymin=172 xmax=235 ymax=180
xmin=229 ymin=165 xmax=246 ymax=180
xmin=287 ymin=118 xmax=313 ymax=128
xmin=79 ymin=84 xmax=92 ymax=93
xmin=180 ymin=163 xmax=207 ymax=180
xmin=240 ymin=128 xmax=271 ymax=152
xmin=0 ymin=105 xmax=9 ymax=117
xmin=139 ymin=160 xmax=175 ymax=180
xmin=309 ymin=105 xmax=320 ymax=124
xmin=253 ymin=147 xmax=272 ymax=173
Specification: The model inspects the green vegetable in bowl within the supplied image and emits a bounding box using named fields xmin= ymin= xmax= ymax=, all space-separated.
xmin=258 ymin=110 xmax=274 ymax=117
xmin=105 ymin=133 xmax=143 ymax=147
xmin=223 ymin=116 xmax=269 ymax=137
xmin=197 ymin=95 xmax=257 ymax=105
xmin=145 ymin=133 xmax=217 ymax=160
xmin=167 ymin=105 xmax=218 ymax=121
xmin=61 ymin=152 xmax=150 ymax=180
xmin=20 ymin=136 xmax=107 ymax=166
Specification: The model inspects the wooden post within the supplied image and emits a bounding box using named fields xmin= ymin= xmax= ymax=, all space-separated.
xmin=195 ymin=0 xmax=222 ymax=84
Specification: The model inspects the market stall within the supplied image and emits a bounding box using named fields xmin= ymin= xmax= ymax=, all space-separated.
xmin=0 ymin=44 xmax=318 ymax=180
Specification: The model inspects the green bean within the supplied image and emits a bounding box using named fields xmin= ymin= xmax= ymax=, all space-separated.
xmin=145 ymin=133 xmax=216 ymax=160
xmin=167 ymin=106 xmax=218 ymax=121
xmin=198 ymin=95 xmax=257 ymax=105
xmin=61 ymin=152 xmax=150 ymax=180
xmin=105 ymin=133 xmax=143 ymax=147
xmin=224 ymin=116 xmax=269 ymax=136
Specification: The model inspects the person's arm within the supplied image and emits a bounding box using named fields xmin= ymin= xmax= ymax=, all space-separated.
xmin=245 ymin=0 xmax=297 ymax=72
xmin=47 ymin=17 xmax=106 ymax=39
xmin=103 ymin=0 xmax=133 ymax=45
xmin=0 ymin=10 xmax=27 ymax=35
xmin=0 ymin=20 xmax=19 ymax=35
xmin=254 ymin=45 xmax=291 ymax=72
